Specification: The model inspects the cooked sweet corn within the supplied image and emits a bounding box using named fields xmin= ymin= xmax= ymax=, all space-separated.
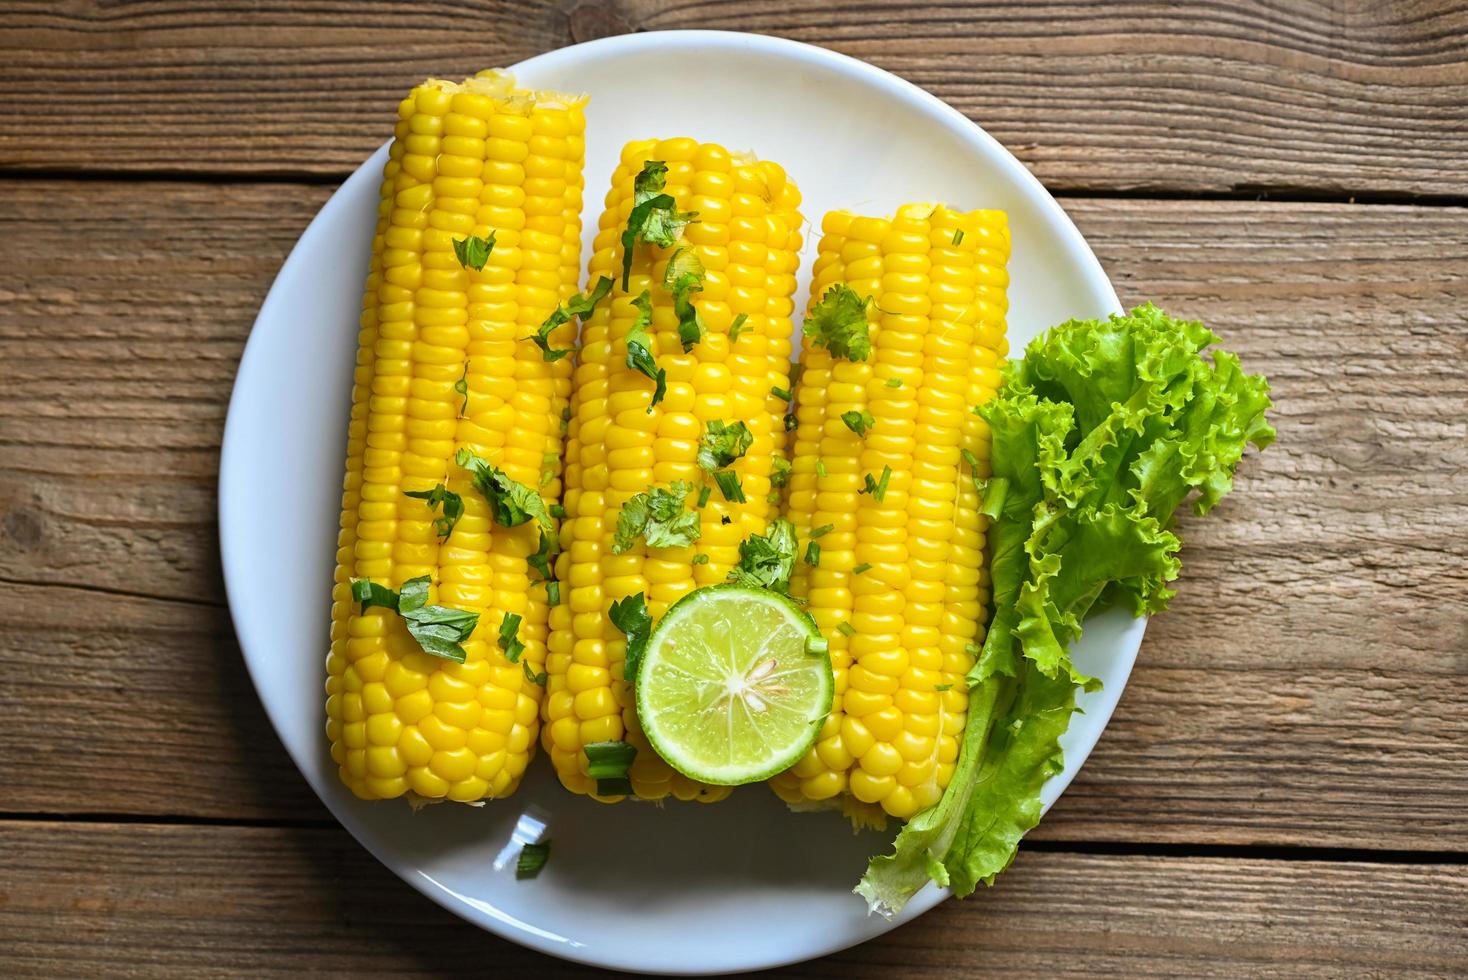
xmin=771 ymin=204 xmax=1010 ymax=821
xmin=543 ymin=137 xmax=804 ymax=802
xmin=326 ymin=71 xmax=587 ymax=802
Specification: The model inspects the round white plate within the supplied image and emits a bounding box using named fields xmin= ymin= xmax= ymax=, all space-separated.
xmin=220 ymin=30 xmax=1138 ymax=975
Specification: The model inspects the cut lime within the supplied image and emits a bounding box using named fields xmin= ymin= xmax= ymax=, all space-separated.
xmin=635 ymin=584 xmax=833 ymax=786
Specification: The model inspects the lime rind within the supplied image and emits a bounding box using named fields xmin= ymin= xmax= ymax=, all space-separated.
xmin=635 ymin=585 xmax=834 ymax=786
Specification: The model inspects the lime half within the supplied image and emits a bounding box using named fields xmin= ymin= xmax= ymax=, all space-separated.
xmin=635 ymin=585 xmax=834 ymax=786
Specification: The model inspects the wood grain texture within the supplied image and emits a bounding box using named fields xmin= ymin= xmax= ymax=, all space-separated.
xmin=1 ymin=180 xmax=1464 ymax=848
xmin=0 ymin=820 xmax=1463 ymax=978
xmin=1 ymin=1 xmax=1465 ymax=195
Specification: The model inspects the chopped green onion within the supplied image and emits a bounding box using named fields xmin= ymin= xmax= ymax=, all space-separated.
xmin=516 ymin=841 xmax=552 ymax=880
xmin=935 ymin=683 xmax=952 ymax=692
xmin=952 ymin=229 xmax=965 ymax=245
xmin=860 ymin=465 xmax=892 ymax=502
xmin=804 ymin=541 xmax=820 ymax=567
xmin=810 ymin=524 xmax=834 ymax=539
xmin=771 ymin=385 xmax=791 ymax=402
xmin=852 ymin=562 xmax=872 ymax=575
xmin=584 ymin=740 xmax=637 ymax=796
xmin=713 ymin=469 xmax=746 ymax=503
xmin=806 ymin=635 xmax=829 ymax=656
xmin=498 ymin=612 xmax=525 ymax=663
xmin=837 ymin=621 xmax=856 ymax=637
xmin=697 ymin=485 xmax=712 ymax=508
xmin=546 ymin=580 xmax=561 ymax=606
xmin=729 ymin=312 xmax=749 ymax=341
xmin=523 ymin=661 xmax=548 ymax=687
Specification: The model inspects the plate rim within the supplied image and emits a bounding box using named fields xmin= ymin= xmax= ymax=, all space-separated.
xmin=219 ymin=28 xmax=1132 ymax=974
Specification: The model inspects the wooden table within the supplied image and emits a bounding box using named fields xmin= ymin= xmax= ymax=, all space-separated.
xmin=2 ymin=2 xmax=1465 ymax=975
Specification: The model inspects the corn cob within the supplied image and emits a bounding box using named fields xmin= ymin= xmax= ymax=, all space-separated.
xmin=326 ymin=72 xmax=587 ymax=802
xmin=770 ymin=204 xmax=1010 ymax=821
xmin=543 ymin=138 xmax=804 ymax=802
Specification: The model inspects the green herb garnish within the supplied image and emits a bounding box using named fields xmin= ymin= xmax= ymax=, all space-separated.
xmin=697 ymin=419 xmax=753 ymax=471
xmin=841 ymin=410 xmax=875 ymax=437
xmin=770 ymin=456 xmax=791 ymax=489
xmin=934 ymin=683 xmax=952 ymax=692
xmin=530 ymin=275 xmax=612 ymax=362
xmin=729 ymin=313 xmax=750 ymax=342
xmin=546 ymin=581 xmax=561 ymax=606
xmin=585 ymin=740 xmax=638 ymax=796
xmin=453 ymin=232 xmax=496 ymax=272
xmin=609 ymin=591 xmax=653 ymax=680
xmin=852 ymin=562 xmax=872 ymax=575
xmin=523 ymin=660 xmax=548 ymax=687
xmin=517 ymin=841 xmax=551 ymax=879
xmin=696 ymin=485 xmax=711 ymax=508
xmin=350 ymin=578 xmax=398 ymax=614
xmin=394 ymin=575 xmax=480 ymax=663
xmin=804 ymin=541 xmax=820 ymax=567
xmin=498 ymin=612 xmax=525 ymax=663
xmin=621 ymin=161 xmax=697 ymax=289
xmin=860 ymin=465 xmax=892 ymax=503
xmin=403 ymin=483 xmax=464 ymax=541
xmin=806 ymin=283 xmax=872 ymax=361
xmin=692 ymin=553 xmax=710 ymax=566
xmin=771 ymin=385 xmax=791 ymax=402
xmin=726 ymin=519 xmax=798 ymax=594
xmin=624 ymin=289 xmax=667 ymax=409
xmin=836 ymin=621 xmax=856 ymax=637
xmin=613 ymin=481 xmax=700 ymax=553
xmin=665 ymin=246 xmax=705 ymax=351
xmin=456 ymin=448 xmax=553 ymax=533
xmin=952 ymin=229 xmax=965 ymax=246
xmin=885 ymin=377 xmax=903 ymax=388
xmin=816 ymin=460 xmax=828 ymax=478
xmin=454 ymin=362 xmax=470 ymax=415
xmin=810 ymin=524 xmax=834 ymax=538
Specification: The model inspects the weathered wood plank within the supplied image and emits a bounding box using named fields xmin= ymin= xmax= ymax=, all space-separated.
xmin=0 ymin=821 xmax=1462 ymax=977
xmin=0 ymin=1 xmax=1465 ymax=195
xmin=1 ymin=182 xmax=1465 ymax=846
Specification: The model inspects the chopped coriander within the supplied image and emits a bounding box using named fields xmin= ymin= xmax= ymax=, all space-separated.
xmin=523 ymin=660 xmax=548 ymax=687
xmin=585 ymin=740 xmax=638 ymax=796
xmin=806 ymin=283 xmax=872 ymax=361
xmin=726 ymin=518 xmax=798 ymax=594
xmin=396 ymin=575 xmax=480 ymax=663
xmin=836 ymin=621 xmax=856 ymax=637
xmin=935 ymin=683 xmax=953 ymax=692
xmin=516 ymin=841 xmax=551 ymax=880
xmin=621 ymin=161 xmax=697 ymax=289
xmin=403 ymin=483 xmax=463 ymax=541
xmin=815 ymin=460 xmax=828 ymax=478
xmin=529 ymin=275 xmax=611 ymax=362
xmin=728 ymin=312 xmax=749 ymax=341
xmin=697 ymin=419 xmax=753 ymax=471
xmin=810 ymin=524 xmax=834 ymax=538
xmin=885 ymin=376 xmax=903 ymax=388
xmin=721 ymin=515 xmax=731 ymax=525
xmin=665 ymin=246 xmax=705 ymax=351
xmin=771 ymin=385 xmax=791 ymax=402
xmin=456 ymin=448 xmax=553 ymax=533
xmin=624 ymin=289 xmax=667 ymax=409
xmin=454 ymin=361 xmax=470 ymax=415
xmin=546 ymin=580 xmax=561 ymax=606
xmin=713 ymin=469 xmax=746 ymax=503
xmin=527 ymin=529 xmax=556 ymax=583
xmin=767 ymin=490 xmax=780 ymax=504
xmin=769 ymin=456 xmax=792 ymax=489
xmin=549 ymin=503 xmax=567 ymax=520
xmin=350 ymin=578 xmax=398 ymax=615
xmin=860 ymin=465 xmax=893 ymax=503
xmin=952 ymin=229 xmax=965 ymax=245
xmin=696 ymin=484 xmax=711 ymax=508
xmin=609 ymin=592 xmax=653 ymax=680
xmin=498 ymin=612 xmax=525 ymax=663
xmin=784 ymin=413 xmax=797 ymax=432
xmin=852 ymin=562 xmax=873 ymax=575
xmin=613 ymin=481 xmax=699 ymax=554
xmin=804 ymin=541 xmax=821 ymax=567
xmin=692 ymin=553 xmax=710 ymax=566
xmin=841 ymin=410 xmax=875 ymax=437
xmin=453 ymin=232 xmax=496 ymax=271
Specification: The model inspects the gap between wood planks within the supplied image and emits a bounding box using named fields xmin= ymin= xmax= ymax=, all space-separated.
xmin=0 ymin=808 xmax=1463 ymax=869
xmin=2 ymin=163 xmax=1467 ymax=210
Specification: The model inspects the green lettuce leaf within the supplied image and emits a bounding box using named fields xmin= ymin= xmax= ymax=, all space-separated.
xmin=857 ymin=303 xmax=1273 ymax=916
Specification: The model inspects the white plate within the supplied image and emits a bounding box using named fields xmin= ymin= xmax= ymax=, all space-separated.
xmin=220 ymin=30 xmax=1138 ymax=975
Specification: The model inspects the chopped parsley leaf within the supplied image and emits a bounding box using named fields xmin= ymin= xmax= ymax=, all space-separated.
xmin=527 ymin=529 xmax=556 ymax=583
xmin=841 ymin=410 xmax=875 ymax=437
xmin=624 ymin=289 xmax=667 ymax=409
xmin=453 ymin=232 xmax=496 ymax=271
xmin=529 ymin=275 xmax=612 ymax=362
xmin=403 ymin=483 xmax=463 ymax=541
xmin=725 ymin=518 xmax=798 ymax=594
xmin=806 ymin=283 xmax=872 ymax=361
xmin=697 ymin=419 xmax=753 ymax=471
xmin=523 ymin=660 xmax=548 ymax=687
xmin=376 ymin=575 xmax=480 ymax=663
xmin=621 ymin=161 xmax=697 ymax=289
xmin=665 ymin=246 xmax=705 ymax=351
xmin=804 ymin=541 xmax=820 ymax=567
xmin=498 ymin=612 xmax=525 ymax=663
xmin=609 ymin=592 xmax=653 ymax=680
xmin=454 ymin=362 xmax=470 ymax=415
xmin=456 ymin=448 xmax=553 ymax=533
xmin=770 ymin=456 xmax=791 ymax=489
xmin=613 ymin=481 xmax=700 ymax=553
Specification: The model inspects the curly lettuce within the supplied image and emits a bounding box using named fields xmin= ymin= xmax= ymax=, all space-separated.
xmin=858 ymin=304 xmax=1274 ymax=916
